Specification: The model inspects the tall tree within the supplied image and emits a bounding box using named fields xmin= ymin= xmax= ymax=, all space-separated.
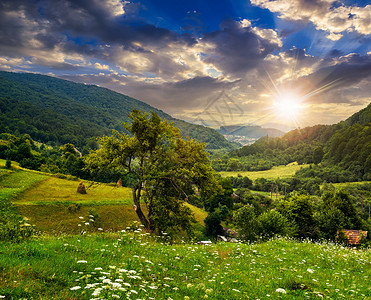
xmin=84 ymin=110 xmax=221 ymax=236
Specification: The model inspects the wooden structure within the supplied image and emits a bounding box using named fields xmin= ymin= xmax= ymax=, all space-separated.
xmin=340 ymin=230 xmax=368 ymax=246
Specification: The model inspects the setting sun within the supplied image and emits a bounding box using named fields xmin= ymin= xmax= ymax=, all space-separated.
xmin=273 ymin=92 xmax=303 ymax=121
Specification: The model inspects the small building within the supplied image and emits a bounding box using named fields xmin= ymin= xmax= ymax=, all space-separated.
xmin=340 ymin=230 xmax=368 ymax=246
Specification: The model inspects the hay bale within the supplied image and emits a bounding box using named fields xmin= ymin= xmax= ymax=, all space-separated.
xmin=117 ymin=178 xmax=122 ymax=187
xmin=77 ymin=181 xmax=87 ymax=194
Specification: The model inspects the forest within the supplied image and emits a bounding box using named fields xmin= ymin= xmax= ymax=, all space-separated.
xmin=0 ymin=71 xmax=233 ymax=150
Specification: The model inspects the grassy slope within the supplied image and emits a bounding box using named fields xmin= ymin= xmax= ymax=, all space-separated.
xmin=0 ymin=233 xmax=370 ymax=299
xmin=0 ymin=161 xmax=207 ymax=234
xmin=219 ymin=162 xmax=309 ymax=181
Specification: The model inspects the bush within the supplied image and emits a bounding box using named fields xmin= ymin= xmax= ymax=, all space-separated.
xmin=257 ymin=210 xmax=292 ymax=239
xmin=0 ymin=217 xmax=35 ymax=242
xmin=233 ymin=205 xmax=260 ymax=242
xmin=204 ymin=212 xmax=224 ymax=238
xmin=5 ymin=158 xmax=11 ymax=169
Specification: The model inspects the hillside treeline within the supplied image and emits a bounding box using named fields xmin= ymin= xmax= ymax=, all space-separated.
xmin=0 ymin=71 xmax=233 ymax=150
xmin=214 ymin=103 xmax=371 ymax=182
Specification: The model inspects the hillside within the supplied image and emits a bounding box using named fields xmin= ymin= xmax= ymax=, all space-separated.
xmin=0 ymin=162 xmax=207 ymax=235
xmin=230 ymin=102 xmax=371 ymax=181
xmin=0 ymin=71 xmax=233 ymax=150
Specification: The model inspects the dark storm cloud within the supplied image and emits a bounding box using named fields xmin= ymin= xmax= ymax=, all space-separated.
xmin=124 ymin=76 xmax=239 ymax=110
xmin=0 ymin=0 xmax=196 ymax=59
xmin=60 ymin=73 xmax=238 ymax=113
xmin=202 ymin=19 xmax=281 ymax=75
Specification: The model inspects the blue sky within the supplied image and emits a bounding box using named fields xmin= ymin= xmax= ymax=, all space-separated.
xmin=0 ymin=0 xmax=370 ymax=130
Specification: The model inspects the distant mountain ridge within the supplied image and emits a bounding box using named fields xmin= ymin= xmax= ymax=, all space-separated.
xmin=0 ymin=71 xmax=234 ymax=150
xmin=218 ymin=125 xmax=284 ymax=138
xmin=217 ymin=125 xmax=284 ymax=146
xmin=233 ymin=102 xmax=371 ymax=180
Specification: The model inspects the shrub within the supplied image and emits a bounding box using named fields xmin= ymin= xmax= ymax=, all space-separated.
xmin=233 ymin=205 xmax=260 ymax=242
xmin=5 ymin=158 xmax=11 ymax=169
xmin=257 ymin=210 xmax=292 ymax=239
xmin=204 ymin=212 xmax=224 ymax=238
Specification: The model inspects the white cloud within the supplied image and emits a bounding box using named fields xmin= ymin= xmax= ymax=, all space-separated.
xmin=251 ymin=0 xmax=371 ymax=38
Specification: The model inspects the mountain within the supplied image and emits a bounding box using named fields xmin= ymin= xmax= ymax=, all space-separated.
xmin=217 ymin=125 xmax=284 ymax=145
xmin=0 ymin=71 xmax=234 ymax=150
xmin=233 ymin=102 xmax=371 ymax=180
xmin=218 ymin=125 xmax=284 ymax=138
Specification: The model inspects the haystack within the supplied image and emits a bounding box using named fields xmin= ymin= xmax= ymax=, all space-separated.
xmin=77 ymin=181 xmax=87 ymax=194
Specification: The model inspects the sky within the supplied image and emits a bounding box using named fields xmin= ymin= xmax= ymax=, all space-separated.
xmin=0 ymin=0 xmax=370 ymax=130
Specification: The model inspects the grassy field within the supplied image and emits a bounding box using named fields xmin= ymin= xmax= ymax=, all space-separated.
xmin=333 ymin=181 xmax=371 ymax=188
xmin=0 ymin=232 xmax=370 ymax=299
xmin=219 ymin=162 xmax=309 ymax=181
xmin=0 ymin=163 xmax=207 ymax=235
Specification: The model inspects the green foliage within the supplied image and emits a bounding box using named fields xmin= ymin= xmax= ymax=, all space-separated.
xmin=233 ymin=205 xmax=260 ymax=241
xmin=204 ymin=177 xmax=233 ymax=212
xmin=257 ymin=210 xmax=292 ymax=239
xmin=204 ymin=212 xmax=224 ymax=238
xmin=5 ymin=159 xmax=11 ymax=169
xmin=85 ymin=110 xmax=221 ymax=238
xmin=0 ymin=71 xmax=233 ymax=150
xmin=277 ymin=194 xmax=317 ymax=239
xmin=320 ymin=190 xmax=362 ymax=230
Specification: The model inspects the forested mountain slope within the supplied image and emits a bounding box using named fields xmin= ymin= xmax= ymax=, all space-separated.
xmin=0 ymin=71 xmax=233 ymax=150
xmin=232 ymin=102 xmax=371 ymax=180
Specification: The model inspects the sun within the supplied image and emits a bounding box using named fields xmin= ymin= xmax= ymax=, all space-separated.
xmin=273 ymin=91 xmax=303 ymax=121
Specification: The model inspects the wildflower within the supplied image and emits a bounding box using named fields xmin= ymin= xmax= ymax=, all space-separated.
xmin=111 ymin=282 xmax=122 ymax=289
xmin=232 ymin=289 xmax=240 ymax=292
xmin=70 ymin=286 xmax=81 ymax=290
xmin=92 ymin=288 xmax=102 ymax=296
xmin=307 ymin=268 xmax=314 ymax=273
xmin=77 ymin=260 xmax=87 ymax=263
xmin=205 ymin=289 xmax=213 ymax=295
xmin=276 ymin=288 xmax=287 ymax=294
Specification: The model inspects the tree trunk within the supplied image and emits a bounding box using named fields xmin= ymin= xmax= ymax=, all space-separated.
xmin=132 ymin=185 xmax=150 ymax=229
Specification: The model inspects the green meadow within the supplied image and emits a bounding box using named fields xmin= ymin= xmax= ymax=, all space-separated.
xmin=219 ymin=162 xmax=309 ymax=181
xmin=1 ymin=161 xmax=371 ymax=299
xmin=0 ymin=162 xmax=206 ymax=235
xmin=0 ymin=232 xmax=370 ymax=299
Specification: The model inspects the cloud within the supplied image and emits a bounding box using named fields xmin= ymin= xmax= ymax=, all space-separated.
xmin=202 ymin=19 xmax=282 ymax=76
xmin=264 ymin=52 xmax=371 ymax=106
xmin=251 ymin=0 xmax=371 ymax=39
xmin=307 ymin=53 xmax=371 ymax=92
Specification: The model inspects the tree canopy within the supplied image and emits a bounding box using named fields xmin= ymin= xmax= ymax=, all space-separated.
xmin=84 ymin=110 xmax=221 ymax=237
